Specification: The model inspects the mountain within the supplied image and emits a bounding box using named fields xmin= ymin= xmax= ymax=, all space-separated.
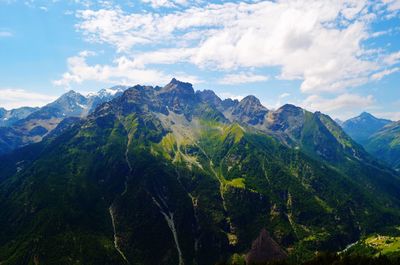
xmin=364 ymin=121 xmax=400 ymax=171
xmin=342 ymin=112 xmax=392 ymax=145
xmin=25 ymin=86 xmax=127 ymax=120
xmin=334 ymin=118 xmax=343 ymax=126
xmin=0 ymin=86 xmax=127 ymax=155
xmin=0 ymin=79 xmax=400 ymax=265
xmin=341 ymin=112 xmax=400 ymax=171
xmin=86 ymin=85 xmax=127 ymax=115
xmin=0 ymin=106 xmax=39 ymax=127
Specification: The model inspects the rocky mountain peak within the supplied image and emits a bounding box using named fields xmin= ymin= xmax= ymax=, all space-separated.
xmin=235 ymin=95 xmax=267 ymax=112
xmin=91 ymin=85 xmax=127 ymax=99
xmin=265 ymin=104 xmax=306 ymax=138
xmin=360 ymin=111 xmax=374 ymax=118
xmin=159 ymin=78 xmax=194 ymax=95
xmin=221 ymin=98 xmax=239 ymax=109
xmin=50 ymin=90 xmax=87 ymax=111
xmin=348 ymin=112 xmax=391 ymax=124
xmin=52 ymin=90 xmax=87 ymax=109
xmin=239 ymin=95 xmax=262 ymax=107
xmin=342 ymin=111 xmax=392 ymax=145
xmin=63 ymin=90 xmax=83 ymax=98
xmin=276 ymin=104 xmax=303 ymax=115
xmin=155 ymin=79 xmax=197 ymax=115
xmin=196 ymin=90 xmax=222 ymax=106
xmin=229 ymin=95 xmax=268 ymax=125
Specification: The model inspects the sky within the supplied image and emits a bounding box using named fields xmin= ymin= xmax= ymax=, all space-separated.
xmin=0 ymin=0 xmax=399 ymax=120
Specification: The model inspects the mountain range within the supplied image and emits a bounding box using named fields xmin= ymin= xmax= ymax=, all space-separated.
xmin=0 ymin=106 xmax=39 ymax=127
xmin=0 ymin=86 xmax=126 ymax=155
xmin=341 ymin=112 xmax=400 ymax=171
xmin=0 ymin=79 xmax=400 ymax=264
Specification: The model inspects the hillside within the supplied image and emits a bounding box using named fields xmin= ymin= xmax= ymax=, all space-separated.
xmin=365 ymin=121 xmax=400 ymax=171
xmin=0 ymin=79 xmax=400 ymax=265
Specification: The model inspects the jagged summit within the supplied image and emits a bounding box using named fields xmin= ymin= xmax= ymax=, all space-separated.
xmin=89 ymin=85 xmax=127 ymax=99
xmin=240 ymin=95 xmax=259 ymax=102
xmin=159 ymin=78 xmax=194 ymax=95
xmin=228 ymin=95 xmax=268 ymax=125
xmin=64 ymin=89 xmax=80 ymax=95
xmin=196 ymin=89 xmax=222 ymax=107
xmin=276 ymin=104 xmax=303 ymax=114
xmin=268 ymin=104 xmax=305 ymax=127
xmin=239 ymin=95 xmax=264 ymax=107
xmin=235 ymin=95 xmax=267 ymax=113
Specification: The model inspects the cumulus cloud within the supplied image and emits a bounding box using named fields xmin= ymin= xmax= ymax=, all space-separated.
xmin=218 ymin=72 xmax=269 ymax=85
xmin=383 ymin=0 xmax=400 ymax=11
xmin=72 ymin=0 xmax=400 ymax=94
xmin=0 ymin=88 xmax=56 ymax=109
xmin=53 ymin=50 xmax=202 ymax=87
xmin=302 ymin=93 xmax=374 ymax=113
xmin=141 ymin=0 xmax=188 ymax=8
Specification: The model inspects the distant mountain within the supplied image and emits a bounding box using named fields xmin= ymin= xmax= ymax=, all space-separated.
xmin=26 ymin=86 xmax=127 ymax=120
xmin=334 ymin=118 xmax=343 ymax=126
xmin=0 ymin=106 xmax=39 ymax=127
xmin=364 ymin=121 xmax=400 ymax=171
xmin=86 ymin=85 xmax=127 ymax=115
xmin=0 ymin=85 xmax=127 ymax=155
xmin=341 ymin=112 xmax=400 ymax=170
xmin=342 ymin=112 xmax=392 ymax=145
xmin=1 ymin=79 xmax=399 ymax=265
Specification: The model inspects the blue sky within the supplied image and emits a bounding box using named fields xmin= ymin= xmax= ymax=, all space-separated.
xmin=0 ymin=0 xmax=399 ymax=120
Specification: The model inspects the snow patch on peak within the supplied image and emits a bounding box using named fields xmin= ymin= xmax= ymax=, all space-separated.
xmin=77 ymin=103 xmax=88 ymax=109
xmin=87 ymin=86 xmax=127 ymax=99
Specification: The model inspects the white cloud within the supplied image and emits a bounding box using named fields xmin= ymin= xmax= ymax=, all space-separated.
xmin=0 ymin=88 xmax=57 ymax=109
xmin=279 ymin=93 xmax=291 ymax=99
xmin=218 ymin=72 xmax=269 ymax=85
xmin=371 ymin=67 xmax=400 ymax=80
xmin=53 ymin=50 xmax=200 ymax=87
xmin=217 ymin=92 xmax=244 ymax=101
xmin=73 ymin=0 xmax=400 ymax=93
xmin=141 ymin=0 xmax=187 ymax=8
xmin=372 ymin=111 xmax=400 ymax=121
xmin=131 ymin=48 xmax=196 ymax=68
xmin=383 ymin=0 xmax=400 ymax=11
xmin=383 ymin=51 xmax=400 ymax=65
xmin=302 ymin=93 xmax=374 ymax=113
xmin=172 ymin=73 xmax=203 ymax=84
